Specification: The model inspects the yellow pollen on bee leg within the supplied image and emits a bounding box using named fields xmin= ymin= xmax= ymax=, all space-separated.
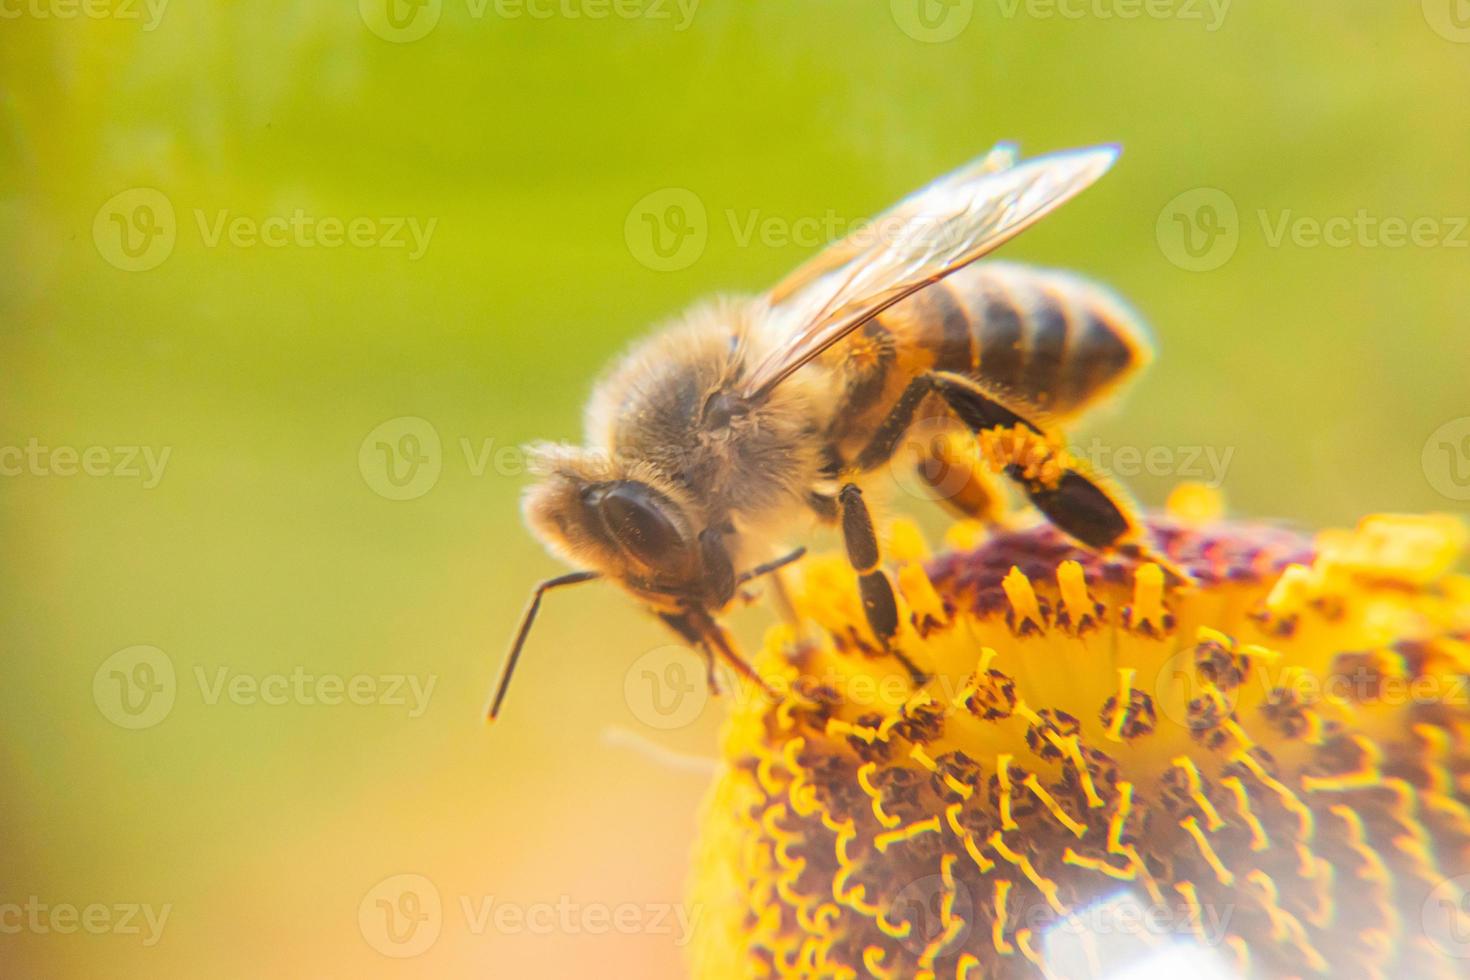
xmin=979 ymin=426 xmax=1065 ymax=489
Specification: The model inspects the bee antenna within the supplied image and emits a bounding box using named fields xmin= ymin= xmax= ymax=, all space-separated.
xmin=486 ymin=570 xmax=600 ymax=724
xmin=735 ymin=547 xmax=807 ymax=586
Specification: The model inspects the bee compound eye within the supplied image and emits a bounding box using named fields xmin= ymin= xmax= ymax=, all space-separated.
xmin=595 ymin=482 xmax=691 ymax=573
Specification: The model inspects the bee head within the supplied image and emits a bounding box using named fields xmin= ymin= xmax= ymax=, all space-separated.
xmin=521 ymin=443 xmax=702 ymax=598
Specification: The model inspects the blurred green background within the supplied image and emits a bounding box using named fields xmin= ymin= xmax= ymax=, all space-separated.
xmin=2 ymin=2 xmax=1467 ymax=976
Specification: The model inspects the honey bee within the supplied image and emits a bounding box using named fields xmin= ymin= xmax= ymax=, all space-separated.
xmin=488 ymin=143 xmax=1155 ymax=721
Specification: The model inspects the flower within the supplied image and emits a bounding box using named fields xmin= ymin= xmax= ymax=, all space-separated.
xmin=689 ymin=496 xmax=1470 ymax=978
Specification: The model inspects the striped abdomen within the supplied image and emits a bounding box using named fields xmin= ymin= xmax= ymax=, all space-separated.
xmin=875 ymin=260 xmax=1153 ymax=420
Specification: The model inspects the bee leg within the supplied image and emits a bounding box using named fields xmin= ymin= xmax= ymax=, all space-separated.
xmin=702 ymin=645 xmax=722 ymax=696
xmin=926 ymin=371 xmax=1136 ymax=551
xmin=673 ymin=606 xmax=777 ymax=699
xmin=837 ymin=482 xmax=928 ymax=686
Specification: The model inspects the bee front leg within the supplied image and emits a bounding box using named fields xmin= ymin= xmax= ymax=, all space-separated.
xmin=925 ymin=371 xmax=1137 ymax=551
xmin=665 ymin=606 xmax=775 ymax=699
xmin=836 ymin=482 xmax=928 ymax=685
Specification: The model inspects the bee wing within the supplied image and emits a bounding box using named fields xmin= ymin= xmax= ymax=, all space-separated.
xmin=767 ymin=141 xmax=1019 ymax=306
xmin=741 ymin=144 xmax=1118 ymax=401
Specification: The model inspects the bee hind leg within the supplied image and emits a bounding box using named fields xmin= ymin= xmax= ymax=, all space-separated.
xmin=925 ymin=371 xmax=1138 ymax=552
